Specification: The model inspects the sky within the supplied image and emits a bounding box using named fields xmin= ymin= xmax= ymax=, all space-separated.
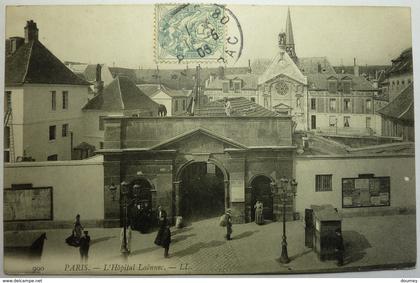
xmin=5 ymin=4 xmax=412 ymax=69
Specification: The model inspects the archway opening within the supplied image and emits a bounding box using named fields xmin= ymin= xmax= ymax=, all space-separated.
xmin=251 ymin=175 xmax=274 ymax=221
xmin=179 ymin=162 xmax=225 ymax=222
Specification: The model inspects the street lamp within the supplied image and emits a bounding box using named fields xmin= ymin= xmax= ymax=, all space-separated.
xmin=279 ymin=177 xmax=290 ymax=264
xmin=120 ymin=181 xmax=130 ymax=255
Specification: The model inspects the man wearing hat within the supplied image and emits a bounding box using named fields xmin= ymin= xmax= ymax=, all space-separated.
xmin=225 ymin=209 xmax=233 ymax=240
xmin=79 ymin=230 xmax=90 ymax=262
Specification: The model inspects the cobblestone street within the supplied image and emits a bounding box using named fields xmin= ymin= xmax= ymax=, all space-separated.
xmin=5 ymin=214 xmax=416 ymax=275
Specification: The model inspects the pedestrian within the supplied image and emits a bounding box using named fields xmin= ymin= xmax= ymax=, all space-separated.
xmin=79 ymin=231 xmax=90 ymax=263
xmin=154 ymin=212 xmax=171 ymax=258
xmin=120 ymin=224 xmax=132 ymax=254
xmin=66 ymin=214 xmax=83 ymax=247
xmin=225 ymin=208 xmax=233 ymax=240
xmin=224 ymin=97 xmax=232 ymax=116
xmin=335 ymin=228 xmax=345 ymax=266
xmin=254 ymin=200 xmax=264 ymax=225
xmin=157 ymin=205 xmax=167 ymax=226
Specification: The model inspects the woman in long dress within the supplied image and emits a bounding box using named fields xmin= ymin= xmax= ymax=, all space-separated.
xmin=254 ymin=201 xmax=264 ymax=225
xmin=66 ymin=214 xmax=84 ymax=246
xmin=154 ymin=211 xmax=171 ymax=258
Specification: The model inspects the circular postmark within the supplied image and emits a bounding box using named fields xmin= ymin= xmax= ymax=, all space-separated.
xmin=156 ymin=4 xmax=243 ymax=64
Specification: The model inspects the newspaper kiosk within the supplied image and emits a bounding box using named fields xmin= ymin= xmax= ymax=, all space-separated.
xmin=305 ymin=205 xmax=342 ymax=261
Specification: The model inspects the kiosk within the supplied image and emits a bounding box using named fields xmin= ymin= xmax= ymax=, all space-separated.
xmin=305 ymin=205 xmax=342 ymax=261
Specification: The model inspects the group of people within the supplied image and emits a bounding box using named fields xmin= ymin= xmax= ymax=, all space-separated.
xmin=65 ymin=214 xmax=91 ymax=262
xmin=66 ymin=205 xmax=345 ymax=266
xmin=130 ymin=202 xmax=153 ymax=233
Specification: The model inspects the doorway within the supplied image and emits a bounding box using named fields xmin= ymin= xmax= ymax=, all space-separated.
xmin=179 ymin=162 xmax=225 ymax=222
xmin=250 ymin=175 xmax=274 ymax=221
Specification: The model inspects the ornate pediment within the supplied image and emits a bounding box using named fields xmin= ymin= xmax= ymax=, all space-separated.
xmin=150 ymin=128 xmax=247 ymax=154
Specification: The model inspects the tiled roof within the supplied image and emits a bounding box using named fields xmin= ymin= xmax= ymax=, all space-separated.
xmin=258 ymin=50 xmax=307 ymax=85
xmin=5 ymin=40 xmax=90 ymax=86
xmin=387 ymin=47 xmax=412 ymax=76
xmin=298 ymin=57 xmax=336 ymax=75
xmin=82 ymin=76 xmax=159 ymax=112
xmin=137 ymin=84 xmax=192 ymax=98
xmin=306 ymin=73 xmax=374 ymax=91
xmin=206 ymin=74 xmax=258 ymax=90
xmin=251 ymin=58 xmax=272 ymax=75
xmin=109 ymin=66 xmax=251 ymax=89
xmin=333 ymin=65 xmax=389 ymax=78
xmin=194 ymin=97 xmax=280 ymax=117
xmin=136 ymin=84 xmax=161 ymax=97
xmin=377 ymin=83 xmax=414 ymax=122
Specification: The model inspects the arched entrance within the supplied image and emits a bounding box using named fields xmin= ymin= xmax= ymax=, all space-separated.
xmin=178 ymin=161 xmax=227 ymax=222
xmin=122 ymin=178 xmax=154 ymax=232
xmin=250 ymin=175 xmax=274 ymax=221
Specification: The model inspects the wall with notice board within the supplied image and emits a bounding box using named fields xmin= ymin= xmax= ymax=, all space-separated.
xmin=342 ymin=176 xmax=390 ymax=208
xmin=4 ymin=156 xmax=104 ymax=223
xmin=4 ymin=187 xmax=53 ymax=221
xmin=295 ymin=155 xmax=415 ymax=216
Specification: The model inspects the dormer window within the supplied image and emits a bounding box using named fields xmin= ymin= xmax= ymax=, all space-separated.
xmin=328 ymin=80 xmax=337 ymax=93
xmin=342 ymin=80 xmax=351 ymax=94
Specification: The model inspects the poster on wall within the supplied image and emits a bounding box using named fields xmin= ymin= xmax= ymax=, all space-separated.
xmin=342 ymin=176 xmax=390 ymax=208
xmin=4 ymin=187 xmax=53 ymax=221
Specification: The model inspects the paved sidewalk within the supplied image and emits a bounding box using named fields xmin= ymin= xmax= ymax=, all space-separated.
xmin=4 ymin=214 xmax=416 ymax=275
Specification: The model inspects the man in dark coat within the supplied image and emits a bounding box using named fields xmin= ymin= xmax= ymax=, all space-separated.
xmin=225 ymin=209 xmax=233 ymax=240
xmin=79 ymin=231 xmax=90 ymax=262
xmin=335 ymin=229 xmax=344 ymax=266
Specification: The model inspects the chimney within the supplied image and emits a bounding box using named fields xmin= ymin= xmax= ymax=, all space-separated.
xmin=353 ymin=58 xmax=359 ymax=77
xmin=94 ymin=64 xmax=104 ymax=95
xmin=248 ymin=59 xmax=252 ymax=73
xmin=317 ymin=63 xmax=322 ymax=73
xmin=24 ymin=20 xmax=39 ymax=43
xmin=218 ymin=66 xmax=225 ymax=79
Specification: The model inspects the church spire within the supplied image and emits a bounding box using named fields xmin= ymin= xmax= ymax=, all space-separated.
xmin=278 ymin=7 xmax=297 ymax=63
xmin=285 ymin=7 xmax=295 ymax=45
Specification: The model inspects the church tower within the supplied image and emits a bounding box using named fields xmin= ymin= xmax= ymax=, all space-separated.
xmin=278 ymin=8 xmax=298 ymax=63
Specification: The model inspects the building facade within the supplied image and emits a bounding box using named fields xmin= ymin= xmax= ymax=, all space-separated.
xmin=306 ymin=74 xmax=376 ymax=135
xmin=99 ymin=116 xmax=297 ymax=226
xmin=4 ymin=21 xmax=91 ymax=162
xmin=203 ymin=73 xmax=258 ymax=104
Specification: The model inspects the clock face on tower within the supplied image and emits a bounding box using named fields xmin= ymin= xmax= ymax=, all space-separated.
xmin=275 ymin=81 xmax=289 ymax=96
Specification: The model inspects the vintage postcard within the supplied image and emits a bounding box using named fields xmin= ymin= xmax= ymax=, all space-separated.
xmin=2 ymin=2 xmax=417 ymax=276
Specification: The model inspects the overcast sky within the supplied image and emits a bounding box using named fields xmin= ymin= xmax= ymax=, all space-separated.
xmin=6 ymin=5 xmax=412 ymax=69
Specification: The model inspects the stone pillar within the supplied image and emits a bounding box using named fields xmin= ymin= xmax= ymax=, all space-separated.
xmin=173 ymin=181 xmax=181 ymax=216
xmin=224 ymin=180 xmax=230 ymax=209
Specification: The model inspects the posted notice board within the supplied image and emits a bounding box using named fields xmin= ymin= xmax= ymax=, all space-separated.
xmin=342 ymin=177 xmax=390 ymax=208
xmin=4 ymin=187 xmax=53 ymax=221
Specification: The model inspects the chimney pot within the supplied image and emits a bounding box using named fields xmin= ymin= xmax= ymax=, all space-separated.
xmin=24 ymin=20 xmax=39 ymax=43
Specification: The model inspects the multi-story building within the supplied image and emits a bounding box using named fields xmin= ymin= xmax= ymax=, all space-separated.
xmin=306 ymin=73 xmax=376 ymax=135
xmin=384 ymin=48 xmax=413 ymax=103
xmin=137 ymin=84 xmax=192 ymax=116
xmin=4 ymin=20 xmax=91 ymax=162
xmin=376 ymin=48 xmax=414 ymax=141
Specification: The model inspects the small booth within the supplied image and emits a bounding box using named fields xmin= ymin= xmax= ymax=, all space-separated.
xmin=305 ymin=205 xmax=342 ymax=261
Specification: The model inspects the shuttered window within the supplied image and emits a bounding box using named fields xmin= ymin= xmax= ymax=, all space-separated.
xmin=316 ymin=175 xmax=332 ymax=192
